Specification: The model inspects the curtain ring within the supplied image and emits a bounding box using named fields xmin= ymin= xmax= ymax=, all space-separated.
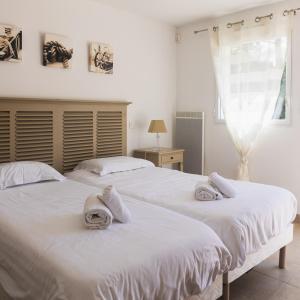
xmin=227 ymin=20 xmax=244 ymax=29
xmin=283 ymin=10 xmax=289 ymax=16
xmin=255 ymin=13 xmax=273 ymax=23
xmin=283 ymin=9 xmax=299 ymax=16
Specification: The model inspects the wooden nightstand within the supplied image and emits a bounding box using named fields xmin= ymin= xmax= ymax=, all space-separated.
xmin=133 ymin=147 xmax=184 ymax=171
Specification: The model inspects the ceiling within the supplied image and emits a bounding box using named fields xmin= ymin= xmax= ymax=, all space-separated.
xmin=96 ymin=0 xmax=283 ymax=26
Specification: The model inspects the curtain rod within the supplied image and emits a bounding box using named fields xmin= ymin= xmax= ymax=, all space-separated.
xmin=194 ymin=7 xmax=299 ymax=34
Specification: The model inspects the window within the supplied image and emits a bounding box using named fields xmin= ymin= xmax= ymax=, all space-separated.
xmin=216 ymin=55 xmax=290 ymax=123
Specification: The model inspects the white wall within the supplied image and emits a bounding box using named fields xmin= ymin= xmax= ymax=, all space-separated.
xmin=0 ymin=0 xmax=177 ymax=153
xmin=177 ymin=0 xmax=300 ymax=212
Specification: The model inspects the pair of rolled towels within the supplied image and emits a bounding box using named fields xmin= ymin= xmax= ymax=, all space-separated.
xmin=195 ymin=172 xmax=237 ymax=201
xmin=84 ymin=185 xmax=132 ymax=230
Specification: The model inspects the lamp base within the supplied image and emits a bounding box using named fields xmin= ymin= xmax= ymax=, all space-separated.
xmin=156 ymin=133 xmax=160 ymax=149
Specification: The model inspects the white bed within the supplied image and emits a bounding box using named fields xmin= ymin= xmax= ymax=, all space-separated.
xmin=0 ymin=179 xmax=231 ymax=300
xmin=67 ymin=167 xmax=297 ymax=271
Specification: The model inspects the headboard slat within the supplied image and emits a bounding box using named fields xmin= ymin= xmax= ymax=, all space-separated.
xmin=63 ymin=111 xmax=95 ymax=172
xmin=15 ymin=111 xmax=54 ymax=165
xmin=96 ymin=111 xmax=124 ymax=158
xmin=0 ymin=111 xmax=10 ymax=163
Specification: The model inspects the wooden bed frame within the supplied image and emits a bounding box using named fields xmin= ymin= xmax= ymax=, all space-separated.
xmin=0 ymin=97 xmax=293 ymax=300
xmin=222 ymin=224 xmax=293 ymax=300
xmin=0 ymin=97 xmax=130 ymax=173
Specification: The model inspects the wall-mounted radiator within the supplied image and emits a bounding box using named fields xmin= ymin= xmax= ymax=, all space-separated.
xmin=175 ymin=112 xmax=204 ymax=175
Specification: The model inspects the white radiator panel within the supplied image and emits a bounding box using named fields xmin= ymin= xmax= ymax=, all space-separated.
xmin=175 ymin=112 xmax=204 ymax=175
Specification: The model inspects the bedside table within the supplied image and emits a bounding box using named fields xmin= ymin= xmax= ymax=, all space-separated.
xmin=133 ymin=147 xmax=184 ymax=171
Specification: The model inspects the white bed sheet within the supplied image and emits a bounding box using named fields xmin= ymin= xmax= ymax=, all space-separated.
xmin=67 ymin=168 xmax=297 ymax=269
xmin=0 ymin=179 xmax=231 ymax=300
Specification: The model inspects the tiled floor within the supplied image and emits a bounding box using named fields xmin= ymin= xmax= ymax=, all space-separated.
xmin=230 ymin=224 xmax=300 ymax=300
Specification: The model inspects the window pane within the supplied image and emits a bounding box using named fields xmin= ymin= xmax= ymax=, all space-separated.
xmin=272 ymin=66 xmax=286 ymax=120
xmin=218 ymin=65 xmax=287 ymax=121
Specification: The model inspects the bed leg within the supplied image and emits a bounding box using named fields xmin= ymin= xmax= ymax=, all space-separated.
xmin=222 ymin=272 xmax=230 ymax=300
xmin=279 ymin=246 xmax=286 ymax=269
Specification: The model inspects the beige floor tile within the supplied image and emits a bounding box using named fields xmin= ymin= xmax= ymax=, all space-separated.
xmin=230 ymin=224 xmax=300 ymax=299
xmin=268 ymin=283 xmax=300 ymax=300
xmin=230 ymin=271 xmax=283 ymax=300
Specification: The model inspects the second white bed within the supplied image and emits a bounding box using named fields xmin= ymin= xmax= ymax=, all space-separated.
xmin=67 ymin=167 xmax=297 ymax=270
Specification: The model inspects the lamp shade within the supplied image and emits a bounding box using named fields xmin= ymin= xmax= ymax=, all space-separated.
xmin=148 ymin=120 xmax=167 ymax=133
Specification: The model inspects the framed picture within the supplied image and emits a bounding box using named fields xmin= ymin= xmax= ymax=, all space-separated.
xmin=0 ymin=24 xmax=22 ymax=62
xmin=43 ymin=33 xmax=73 ymax=69
xmin=89 ymin=42 xmax=113 ymax=74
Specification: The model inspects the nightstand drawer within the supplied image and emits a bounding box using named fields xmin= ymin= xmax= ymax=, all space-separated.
xmin=134 ymin=148 xmax=184 ymax=171
xmin=161 ymin=152 xmax=183 ymax=164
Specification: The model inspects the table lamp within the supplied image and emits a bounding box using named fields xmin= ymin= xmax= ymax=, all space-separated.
xmin=148 ymin=120 xmax=167 ymax=150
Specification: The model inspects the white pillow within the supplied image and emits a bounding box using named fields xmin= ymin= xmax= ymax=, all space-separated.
xmin=75 ymin=156 xmax=154 ymax=176
xmin=0 ymin=161 xmax=65 ymax=190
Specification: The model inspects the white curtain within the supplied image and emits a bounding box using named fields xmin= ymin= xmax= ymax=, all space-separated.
xmin=210 ymin=17 xmax=290 ymax=180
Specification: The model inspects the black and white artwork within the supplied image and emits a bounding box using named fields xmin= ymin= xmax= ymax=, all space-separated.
xmin=0 ymin=24 xmax=22 ymax=62
xmin=89 ymin=42 xmax=113 ymax=74
xmin=43 ymin=33 xmax=73 ymax=69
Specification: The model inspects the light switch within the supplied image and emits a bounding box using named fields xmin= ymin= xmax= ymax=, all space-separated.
xmin=128 ymin=120 xmax=134 ymax=129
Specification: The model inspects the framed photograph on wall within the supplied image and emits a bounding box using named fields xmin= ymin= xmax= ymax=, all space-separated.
xmin=89 ymin=42 xmax=113 ymax=74
xmin=0 ymin=24 xmax=22 ymax=62
xmin=43 ymin=33 xmax=73 ymax=69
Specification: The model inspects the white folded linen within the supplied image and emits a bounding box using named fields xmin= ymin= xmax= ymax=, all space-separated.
xmin=195 ymin=182 xmax=223 ymax=201
xmin=99 ymin=185 xmax=132 ymax=223
xmin=84 ymin=194 xmax=113 ymax=229
xmin=209 ymin=172 xmax=237 ymax=198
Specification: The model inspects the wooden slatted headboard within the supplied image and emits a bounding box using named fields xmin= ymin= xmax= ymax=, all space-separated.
xmin=0 ymin=98 xmax=131 ymax=173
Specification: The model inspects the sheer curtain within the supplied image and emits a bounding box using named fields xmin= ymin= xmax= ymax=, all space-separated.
xmin=210 ymin=17 xmax=290 ymax=180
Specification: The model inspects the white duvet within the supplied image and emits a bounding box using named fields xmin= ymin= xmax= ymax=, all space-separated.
xmin=0 ymin=179 xmax=231 ymax=300
xmin=67 ymin=167 xmax=297 ymax=269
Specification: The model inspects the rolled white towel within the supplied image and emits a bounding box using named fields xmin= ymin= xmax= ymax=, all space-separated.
xmin=84 ymin=194 xmax=113 ymax=229
xmin=195 ymin=182 xmax=223 ymax=201
xmin=209 ymin=172 xmax=237 ymax=198
xmin=99 ymin=185 xmax=132 ymax=223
